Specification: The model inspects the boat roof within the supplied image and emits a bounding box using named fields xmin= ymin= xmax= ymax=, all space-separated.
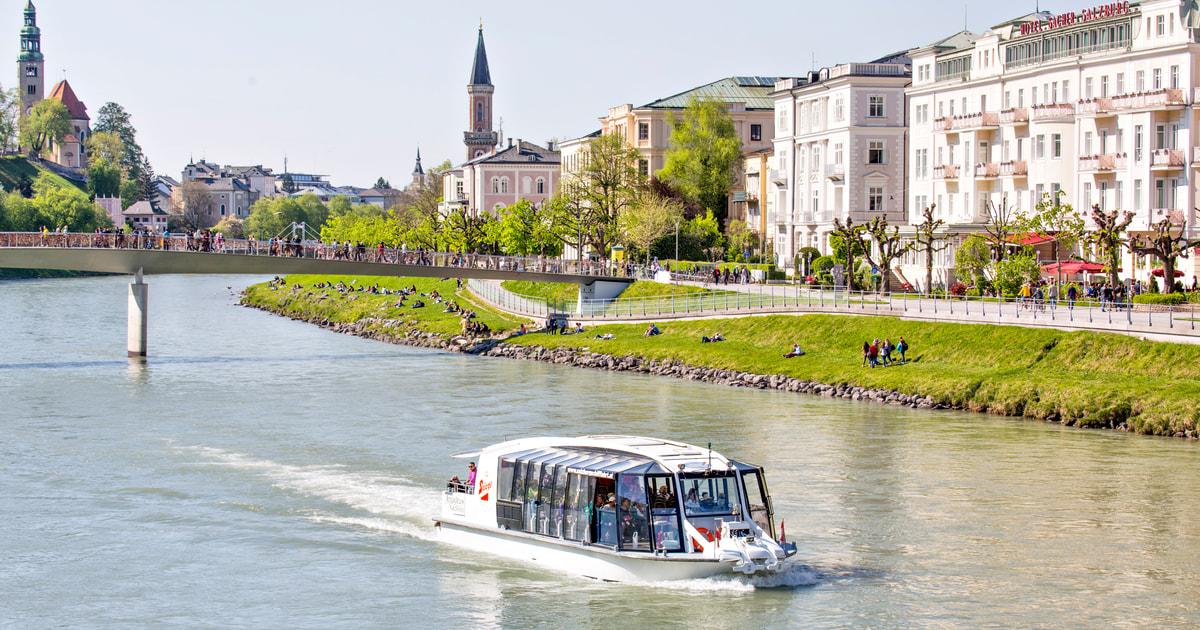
xmin=470 ymin=435 xmax=757 ymax=475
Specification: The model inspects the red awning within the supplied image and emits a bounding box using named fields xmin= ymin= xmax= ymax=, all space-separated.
xmin=1151 ymin=268 xmax=1185 ymax=277
xmin=1041 ymin=261 xmax=1107 ymax=274
xmin=1011 ymin=232 xmax=1055 ymax=246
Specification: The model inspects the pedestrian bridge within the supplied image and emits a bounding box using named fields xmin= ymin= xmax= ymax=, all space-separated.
xmin=0 ymin=232 xmax=634 ymax=356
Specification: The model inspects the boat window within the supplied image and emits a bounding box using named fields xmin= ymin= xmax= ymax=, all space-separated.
xmin=595 ymin=479 xmax=617 ymax=546
xmin=512 ymin=461 xmax=528 ymax=506
xmin=646 ymin=474 xmax=681 ymax=552
xmin=741 ymin=469 xmax=774 ymax=536
xmin=680 ymin=475 xmax=737 ymax=517
xmin=497 ymin=459 xmax=515 ymax=502
xmin=550 ymin=466 xmax=570 ymax=537
xmin=617 ymin=474 xmax=651 ymax=551
xmin=536 ymin=464 xmax=556 ymax=536
xmin=564 ymin=473 xmax=595 ymax=542
xmin=523 ymin=462 xmax=542 ymax=532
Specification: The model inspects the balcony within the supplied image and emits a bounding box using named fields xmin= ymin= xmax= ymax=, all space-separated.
xmin=848 ymin=209 xmax=907 ymax=224
xmin=1031 ymin=103 xmax=1075 ymax=120
xmin=933 ymin=165 xmax=959 ymax=180
xmin=1078 ymin=153 xmax=1127 ymax=172
xmin=974 ymin=162 xmax=999 ymax=179
xmin=999 ymin=160 xmax=1028 ymax=177
xmin=999 ymin=108 xmax=1029 ymax=125
xmin=1111 ymin=89 xmax=1185 ymax=111
xmin=1151 ymin=149 xmax=1185 ymax=170
xmin=1076 ymin=98 xmax=1114 ymax=117
xmin=935 ymin=112 xmax=999 ymax=132
xmin=825 ymin=163 xmax=845 ymax=181
xmin=768 ymin=169 xmax=788 ymax=185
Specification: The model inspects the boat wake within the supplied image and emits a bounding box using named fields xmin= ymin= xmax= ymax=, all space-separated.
xmin=634 ymin=563 xmax=821 ymax=593
xmin=182 ymin=445 xmax=441 ymax=541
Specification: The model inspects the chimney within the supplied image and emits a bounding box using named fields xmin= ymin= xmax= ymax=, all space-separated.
xmin=508 ymin=138 xmax=513 ymax=148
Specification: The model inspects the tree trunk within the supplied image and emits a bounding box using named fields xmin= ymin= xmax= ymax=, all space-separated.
xmin=924 ymin=244 xmax=934 ymax=295
xmin=1163 ymin=256 xmax=1177 ymax=294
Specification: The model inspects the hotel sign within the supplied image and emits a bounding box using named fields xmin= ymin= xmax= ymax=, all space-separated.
xmin=1020 ymin=2 xmax=1134 ymax=35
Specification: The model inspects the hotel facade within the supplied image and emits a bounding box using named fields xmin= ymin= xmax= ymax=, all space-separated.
xmin=903 ymin=0 xmax=1200 ymax=287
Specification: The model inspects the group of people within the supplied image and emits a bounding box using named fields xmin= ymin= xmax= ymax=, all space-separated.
xmin=700 ymin=332 xmax=725 ymax=343
xmin=643 ymin=324 xmax=661 ymax=337
xmin=862 ymin=336 xmax=908 ymax=368
xmin=543 ymin=317 xmax=585 ymax=335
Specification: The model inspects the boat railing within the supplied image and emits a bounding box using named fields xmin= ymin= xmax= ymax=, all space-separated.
xmin=446 ymin=481 xmax=474 ymax=494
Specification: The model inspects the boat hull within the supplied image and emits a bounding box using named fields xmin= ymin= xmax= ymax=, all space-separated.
xmin=434 ymin=518 xmax=732 ymax=582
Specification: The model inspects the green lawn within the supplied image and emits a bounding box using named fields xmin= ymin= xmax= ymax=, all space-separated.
xmin=0 ymin=156 xmax=87 ymax=194
xmin=249 ymin=275 xmax=1200 ymax=437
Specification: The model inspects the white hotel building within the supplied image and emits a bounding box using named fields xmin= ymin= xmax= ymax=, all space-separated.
xmin=903 ymin=0 xmax=1200 ymax=287
xmin=769 ymin=61 xmax=912 ymax=271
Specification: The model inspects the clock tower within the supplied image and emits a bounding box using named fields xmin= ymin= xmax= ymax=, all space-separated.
xmin=464 ymin=26 xmax=498 ymax=162
xmin=18 ymin=1 xmax=44 ymax=116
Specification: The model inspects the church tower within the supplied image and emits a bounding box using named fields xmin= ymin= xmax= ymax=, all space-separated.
xmin=411 ymin=148 xmax=424 ymax=191
xmin=18 ymin=0 xmax=44 ymax=116
xmin=464 ymin=26 xmax=497 ymax=162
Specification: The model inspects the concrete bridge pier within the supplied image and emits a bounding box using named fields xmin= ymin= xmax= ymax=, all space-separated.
xmin=577 ymin=280 xmax=629 ymax=316
xmin=127 ymin=268 xmax=148 ymax=358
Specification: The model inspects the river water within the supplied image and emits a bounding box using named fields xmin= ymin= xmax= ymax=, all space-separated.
xmin=3 ymin=274 xmax=1200 ymax=629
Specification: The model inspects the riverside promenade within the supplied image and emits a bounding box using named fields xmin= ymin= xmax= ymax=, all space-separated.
xmin=467 ymin=278 xmax=1200 ymax=345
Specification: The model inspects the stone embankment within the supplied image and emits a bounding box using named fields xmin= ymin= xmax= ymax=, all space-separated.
xmin=258 ymin=307 xmax=943 ymax=412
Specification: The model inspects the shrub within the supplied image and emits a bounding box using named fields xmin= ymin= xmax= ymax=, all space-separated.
xmin=1133 ymin=293 xmax=1187 ymax=305
xmin=811 ymin=255 xmax=835 ymax=273
xmin=949 ymin=282 xmax=967 ymax=296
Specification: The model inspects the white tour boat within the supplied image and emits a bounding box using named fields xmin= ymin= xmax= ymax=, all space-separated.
xmin=434 ymin=435 xmax=796 ymax=582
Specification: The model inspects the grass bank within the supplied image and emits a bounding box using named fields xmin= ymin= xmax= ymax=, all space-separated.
xmin=244 ymin=275 xmax=1200 ymax=438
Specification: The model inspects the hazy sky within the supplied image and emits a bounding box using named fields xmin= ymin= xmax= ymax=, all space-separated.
xmin=7 ymin=0 xmax=1061 ymax=187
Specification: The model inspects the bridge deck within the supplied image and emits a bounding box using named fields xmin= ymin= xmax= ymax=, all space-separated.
xmin=0 ymin=233 xmax=634 ymax=285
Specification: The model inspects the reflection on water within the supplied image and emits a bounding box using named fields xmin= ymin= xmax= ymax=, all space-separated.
xmin=3 ymin=275 xmax=1200 ymax=628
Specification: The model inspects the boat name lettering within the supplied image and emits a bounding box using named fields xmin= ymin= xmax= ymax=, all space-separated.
xmin=478 ymin=479 xmax=492 ymax=495
xmin=567 ymin=467 xmax=615 ymax=479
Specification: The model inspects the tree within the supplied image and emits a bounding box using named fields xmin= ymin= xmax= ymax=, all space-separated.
xmin=1080 ymin=205 xmax=1133 ymax=288
xmin=911 ymin=204 xmax=951 ymax=294
xmin=620 ymin=193 xmax=683 ymax=263
xmin=558 ymin=133 xmax=642 ymax=258
xmin=212 ymin=216 xmax=246 ymax=240
xmin=138 ymin=158 xmax=157 ymax=209
xmin=723 ymin=219 xmax=753 ymax=262
xmin=1019 ymin=192 xmax=1086 ymax=286
xmin=853 ymin=216 xmax=912 ymax=293
xmin=0 ymin=87 xmax=22 ymax=155
xmin=86 ymin=158 xmax=122 ymax=199
xmin=171 ymin=180 xmax=216 ymax=231
xmin=953 ymin=233 xmax=992 ymax=287
xmin=497 ymin=199 xmax=559 ymax=257
xmin=992 ymin=252 xmax=1041 ymax=297
xmin=443 ymin=207 xmax=496 ymax=253
xmin=659 ymin=96 xmax=741 ymax=228
xmin=280 ymin=172 xmax=297 ymax=194
xmin=982 ymin=198 xmax=1023 ymax=262
xmin=1128 ymin=216 xmax=1200 ymax=293
xmin=92 ymin=102 xmax=144 ymax=179
xmin=830 ymin=217 xmax=867 ymax=290
xmin=19 ymin=99 xmax=69 ymax=156
xmin=374 ymin=177 xmax=391 ymax=189
xmin=546 ymin=183 xmax=590 ymax=261
xmin=85 ymin=132 xmax=125 ymax=166
xmin=28 ymin=174 xmax=102 ymax=231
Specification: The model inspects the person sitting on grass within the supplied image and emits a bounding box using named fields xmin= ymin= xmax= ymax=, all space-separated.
xmin=701 ymin=332 xmax=725 ymax=343
xmin=594 ymin=333 xmax=615 ymax=340
xmin=643 ymin=324 xmax=661 ymax=337
xmin=782 ymin=343 xmax=805 ymax=358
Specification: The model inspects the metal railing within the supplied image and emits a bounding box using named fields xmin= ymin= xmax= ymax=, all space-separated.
xmin=468 ymin=278 xmax=1200 ymax=338
xmin=0 ymin=231 xmax=634 ymax=280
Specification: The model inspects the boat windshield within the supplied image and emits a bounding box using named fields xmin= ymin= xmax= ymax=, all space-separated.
xmin=680 ymin=474 xmax=738 ymax=517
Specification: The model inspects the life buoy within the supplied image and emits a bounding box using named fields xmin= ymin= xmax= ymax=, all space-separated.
xmin=693 ymin=527 xmax=714 ymax=551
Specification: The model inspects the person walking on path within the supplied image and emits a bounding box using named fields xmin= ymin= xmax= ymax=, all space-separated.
xmin=1067 ymin=284 xmax=1077 ymax=310
xmin=897 ymin=336 xmax=909 ymax=364
xmin=862 ymin=341 xmax=871 ymax=367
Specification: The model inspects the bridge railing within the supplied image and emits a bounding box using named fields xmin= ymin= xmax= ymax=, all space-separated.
xmin=469 ymin=279 xmax=1200 ymax=337
xmin=0 ymin=232 xmax=636 ymax=280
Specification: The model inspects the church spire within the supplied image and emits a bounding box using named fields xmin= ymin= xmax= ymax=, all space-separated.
xmin=412 ymin=148 xmax=424 ymax=176
xmin=469 ymin=26 xmax=491 ymax=86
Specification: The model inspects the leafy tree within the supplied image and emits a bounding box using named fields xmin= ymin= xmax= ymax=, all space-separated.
xmin=1128 ymin=217 xmax=1200 ymax=293
xmin=86 ymin=158 xmax=122 ymax=199
xmin=443 ymin=207 xmax=497 ymax=253
xmin=280 ymin=172 xmax=297 ymax=194
xmin=497 ymin=199 xmax=559 ymax=257
xmin=242 ymin=195 xmax=317 ymax=239
xmin=912 ymin=204 xmax=951 ymax=294
xmin=86 ymin=132 xmax=125 ymax=166
xmin=92 ymin=102 xmax=145 ymax=179
xmin=374 ymin=177 xmax=391 ymax=189
xmin=621 ymin=193 xmax=683 ymax=263
xmin=723 ymin=219 xmax=753 ymax=262
xmin=19 ymin=99 xmax=69 ymax=156
xmin=1080 ymin=205 xmax=1133 ymax=288
xmin=212 ymin=216 xmax=246 ymax=240
xmin=171 ymin=180 xmax=216 ymax=231
xmin=0 ymin=87 xmax=22 ymax=155
xmin=992 ymin=252 xmax=1041 ymax=297
xmin=670 ymin=209 xmax=723 ymax=261
xmin=954 ymin=233 xmax=992 ymax=286
xmin=559 ymin=133 xmax=642 ymax=258
xmin=545 ymin=184 xmax=589 ymax=260
xmin=29 ymin=174 xmax=101 ymax=231
xmin=320 ymin=211 xmax=404 ymax=245
xmin=119 ymin=178 xmax=140 ymax=210
xmin=830 ymin=218 xmax=867 ymax=289
xmin=659 ymin=96 xmax=742 ymax=227
xmin=982 ymin=198 xmax=1024 ymax=262
xmin=1019 ymin=192 xmax=1086 ymax=286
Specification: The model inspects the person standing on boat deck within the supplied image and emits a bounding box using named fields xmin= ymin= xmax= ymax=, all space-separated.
xmin=467 ymin=462 xmax=477 ymax=489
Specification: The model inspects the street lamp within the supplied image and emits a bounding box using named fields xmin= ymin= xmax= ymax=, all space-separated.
xmin=674 ymin=219 xmax=680 ymax=281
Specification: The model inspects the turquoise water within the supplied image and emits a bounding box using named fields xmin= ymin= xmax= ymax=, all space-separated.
xmin=3 ymin=274 xmax=1199 ymax=629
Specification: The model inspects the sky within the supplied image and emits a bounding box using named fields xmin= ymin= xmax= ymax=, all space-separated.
xmin=5 ymin=0 xmax=1064 ymax=187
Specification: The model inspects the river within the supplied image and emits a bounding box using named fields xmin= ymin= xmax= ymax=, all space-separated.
xmin=3 ymin=274 xmax=1200 ymax=629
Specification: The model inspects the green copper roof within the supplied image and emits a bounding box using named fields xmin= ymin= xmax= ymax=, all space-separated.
xmin=641 ymin=77 xmax=780 ymax=111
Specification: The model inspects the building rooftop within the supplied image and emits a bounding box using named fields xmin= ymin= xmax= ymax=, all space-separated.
xmin=641 ymin=76 xmax=781 ymax=111
xmin=464 ymin=139 xmax=560 ymax=166
xmin=47 ymin=80 xmax=88 ymax=120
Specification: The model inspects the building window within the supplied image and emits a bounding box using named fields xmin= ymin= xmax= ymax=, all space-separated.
xmin=25 ymin=65 xmax=36 ymax=77
xmin=536 ymin=178 xmax=545 ymax=194
xmin=811 ymin=190 xmax=819 ymax=219
xmin=455 ymin=182 xmax=464 ymax=199
xmin=638 ymin=122 xmax=649 ymax=141
xmin=750 ymin=124 xmax=762 ymax=142
xmin=1085 ymin=78 xmax=1093 ymax=100
xmin=1157 ymin=14 xmax=1165 ymax=36
xmin=638 ymin=159 xmax=649 ymax=177
xmin=1171 ymin=65 xmax=1180 ymax=89
xmin=868 ymin=187 xmax=884 ymax=212
xmin=867 ymin=141 xmax=885 ymax=164
xmin=834 ymin=143 xmax=843 ymax=165
xmin=778 ymin=107 xmax=787 ymax=132
xmin=476 ymin=101 xmax=483 ymax=123
xmin=1052 ymin=134 xmax=1062 ymax=158
xmin=1154 ymin=68 xmax=1162 ymax=90
xmin=26 ymin=84 xmax=35 ymax=95
xmin=869 ymin=95 xmax=884 ymax=118
xmin=491 ymin=177 xmax=499 ymax=193
xmin=1116 ymin=73 xmax=1124 ymax=94
xmin=835 ymin=97 xmax=844 ymax=121
xmin=1135 ymin=125 xmax=1144 ymax=162
xmin=500 ymin=177 xmax=509 ymax=194
xmin=1036 ymin=135 xmax=1045 ymax=160
xmin=1136 ymin=70 xmax=1145 ymax=91
xmin=1156 ymin=179 xmax=1166 ymax=208
xmin=1134 ymin=179 xmax=1143 ymax=211
xmin=522 ymin=177 xmax=531 ymax=194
